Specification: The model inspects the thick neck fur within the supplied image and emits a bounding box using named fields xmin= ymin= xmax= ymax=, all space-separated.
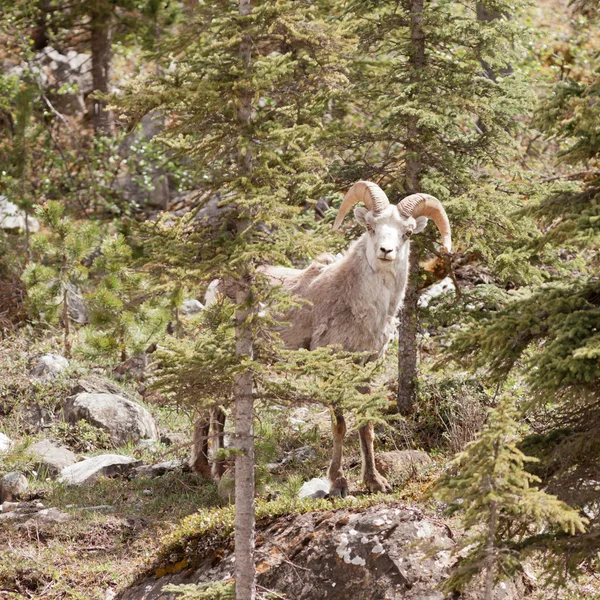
xmin=335 ymin=234 xmax=410 ymax=317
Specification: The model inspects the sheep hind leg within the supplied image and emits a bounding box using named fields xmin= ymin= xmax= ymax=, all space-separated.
xmin=327 ymin=409 xmax=347 ymax=487
xmin=212 ymin=406 xmax=227 ymax=479
xmin=190 ymin=415 xmax=214 ymax=480
xmin=359 ymin=422 xmax=391 ymax=493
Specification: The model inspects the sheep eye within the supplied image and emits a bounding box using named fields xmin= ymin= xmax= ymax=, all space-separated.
xmin=405 ymin=230 xmax=413 ymax=238
xmin=367 ymin=225 xmax=374 ymax=233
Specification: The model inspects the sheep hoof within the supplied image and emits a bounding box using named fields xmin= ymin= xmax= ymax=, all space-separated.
xmin=364 ymin=474 xmax=392 ymax=494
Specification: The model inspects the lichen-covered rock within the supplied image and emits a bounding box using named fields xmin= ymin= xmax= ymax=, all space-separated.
xmin=58 ymin=454 xmax=139 ymax=485
xmin=0 ymin=472 xmax=28 ymax=502
xmin=0 ymin=196 xmax=40 ymax=232
xmin=29 ymin=439 xmax=78 ymax=478
xmin=63 ymin=393 xmax=158 ymax=446
xmin=117 ymin=502 xmax=526 ymax=600
xmin=28 ymin=353 xmax=69 ymax=380
xmin=374 ymin=450 xmax=432 ymax=478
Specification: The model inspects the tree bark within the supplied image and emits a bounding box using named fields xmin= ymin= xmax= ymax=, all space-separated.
xmin=397 ymin=0 xmax=425 ymax=415
xmin=234 ymin=2 xmax=256 ymax=599
xmin=90 ymin=5 xmax=114 ymax=136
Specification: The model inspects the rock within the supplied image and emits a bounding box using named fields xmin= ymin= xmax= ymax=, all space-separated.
xmin=59 ymin=454 xmax=140 ymax=485
xmin=28 ymin=353 xmax=69 ymax=380
xmin=22 ymin=404 xmax=54 ymax=432
xmin=1 ymin=501 xmax=19 ymax=512
xmin=63 ymin=393 xmax=158 ymax=446
xmin=0 ymin=432 xmax=12 ymax=453
xmin=374 ymin=450 xmax=432 ymax=478
xmin=418 ymin=276 xmax=456 ymax=308
xmin=180 ymin=299 xmax=204 ymax=315
xmin=71 ymin=375 xmax=138 ymax=401
xmin=21 ymin=507 xmax=72 ymax=526
xmin=29 ymin=439 xmax=78 ymax=478
xmin=119 ymin=502 xmax=525 ymax=600
xmin=0 ymin=472 xmax=28 ymax=502
xmin=160 ymin=432 xmax=187 ymax=446
xmin=298 ymin=477 xmax=330 ymax=499
xmin=133 ymin=460 xmax=184 ymax=479
xmin=0 ymin=196 xmax=40 ymax=232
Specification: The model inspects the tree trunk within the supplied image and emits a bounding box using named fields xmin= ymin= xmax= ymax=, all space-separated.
xmin=90 ymin=5 xmax=114 ymax=136
xmin=397 ymin=0 xmax=425 ymax=415
xmin=234 ymin=2 xmax=256 ymax=599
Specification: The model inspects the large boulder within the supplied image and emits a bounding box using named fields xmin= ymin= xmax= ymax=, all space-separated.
xmin=58 ymin=454 xmax=139 ymax=485
xmin=0 ymin=472 xmax=28 ymax=502
xmin=29 ymin=439 xmax=78 ymax=478
xmin=118 ymin=502 xmax=528 ymax=600
xmin=63 ymin=393 xmax=158 ymax=446
xmin=28 ymin=354 xmax=69 ymax=381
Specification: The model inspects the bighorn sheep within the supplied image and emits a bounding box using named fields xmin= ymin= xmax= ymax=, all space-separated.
xmin=191 ymin=181 xmax=452 ymax=493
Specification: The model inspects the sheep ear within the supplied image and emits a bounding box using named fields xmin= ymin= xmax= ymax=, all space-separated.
xmin=414 ymin=216 xmax=428 ymax=234
xmin=354 ymin=206 xmax=370 ymax=228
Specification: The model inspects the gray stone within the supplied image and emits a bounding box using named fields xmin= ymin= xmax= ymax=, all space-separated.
xmin=1 ymin=501 xmax=19 ymax=512
xmin=0 ymin=196 xmax=40 ymax=232
xmin=28 ymin=353 xmax=69 ymax=380
xmin=22 ymin=507 xmax=71 ymax=525
xmin=374 ymin=450 xmax=432 ymax=478
xmin=58 ymin=454 xmax=140 ymax=485
xmin=63 ymin=393 xmax=158 ymax=446
xmin=29 ymin=439 xmax=78 ymax=478
xmin=160 ymin=432 xmax=187 ymax=446
xmin=133 ymin=460 xmax=184 ymax=479
xmin=118 ymin=502 xmax=526 ymax=600
xmin=0 ymin=432 xmax=12 ymax=453
xmin=0 ymin=472 xmax=28 ymax=502
xmin=180 ymin=299 xmax=204 ymax=315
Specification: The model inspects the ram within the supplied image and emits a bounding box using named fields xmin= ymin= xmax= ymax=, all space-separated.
xmin=192 ymin=181 xmax=452 ymax=493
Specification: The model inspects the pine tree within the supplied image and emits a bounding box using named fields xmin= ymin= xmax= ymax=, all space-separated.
xmin=81 ymin=233 xmax=168 ymax=362
xmin=337 ymin=0 xmax=534 ymax=413
xmin=21 ymin=201 xmax=100 ymax=355
xmin=432 ymin=396 xmax=586 ymax=599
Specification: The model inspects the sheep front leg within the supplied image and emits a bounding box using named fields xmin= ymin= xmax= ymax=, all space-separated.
xmin=328 ymin=409 xmax=347 ymax=485
xmin=190 ymin=415 xmax=213 ymax=480
xmin=359 ymin=422 xmax=391 ymax=493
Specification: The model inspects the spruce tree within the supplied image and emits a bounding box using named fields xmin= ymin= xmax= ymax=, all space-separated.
xmin=433 ymin=396 xmax=585 ymax=599
xmin=339 ymin=0 xmax=533 ymax=413
xmin=109 ymin=3 xmax=355 ymax=597
xmin=447 ymin=1 xmax=600 ymax=570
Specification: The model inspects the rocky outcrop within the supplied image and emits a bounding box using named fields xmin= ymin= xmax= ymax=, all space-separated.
xmin=29 ymin=439 xmax=78 ymax=478
xmin=63 ymin=392 xmax=158 ymax=446
xmin=117 ymin=502 xmax=528 ymax=600
xmin=58 ymin=454 xmax=140 ymax=485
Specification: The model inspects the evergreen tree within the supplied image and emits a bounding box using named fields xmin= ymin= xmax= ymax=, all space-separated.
xmin=433 ymin=396 xmax=585 ymax=599
xmin=447 ymin=1 xmax=600 ymax=570
xmin=337 ymin=0 xmax=533 ymax=413
xmin=109 ymin=2 xmax=355 ymax=597
xmin=81 ymin=233 xmax=168 ymax=362
xmin=21 ymin=201 xmax=100 ymax=355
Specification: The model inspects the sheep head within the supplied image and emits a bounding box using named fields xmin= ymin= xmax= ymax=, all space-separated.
xmin=332 ymin=181 xmax=452 ymax=270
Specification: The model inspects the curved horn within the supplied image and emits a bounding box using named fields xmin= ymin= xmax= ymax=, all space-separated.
xmin=332 ymin=181 xmax=390 ymax=231
xmin=398 ymin=193 xmax=452 ymax=253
